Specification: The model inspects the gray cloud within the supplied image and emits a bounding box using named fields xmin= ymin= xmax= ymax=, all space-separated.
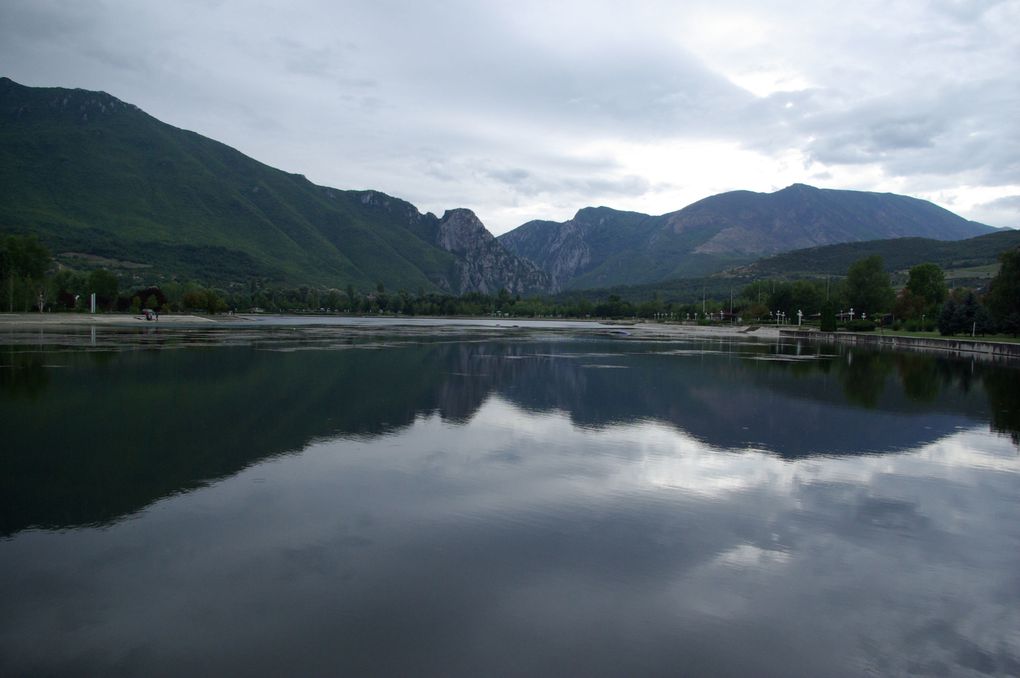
xmin=484 ymin=166 xmax=652 ymax=199
xmin=1 ymin=0 xmax=1018 ymax=231
xmin=984 ymin=195 xmax=1020 ymax=210
xmin=969 ymin=194 xmax=1020 ymax=228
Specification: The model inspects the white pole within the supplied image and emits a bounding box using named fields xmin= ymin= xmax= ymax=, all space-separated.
xmin=90 ymin=293 xmax=96 ymax=314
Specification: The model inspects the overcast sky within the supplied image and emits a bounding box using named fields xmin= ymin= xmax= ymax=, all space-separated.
xmin=2 ymin=0 xmax=1018 ymax=233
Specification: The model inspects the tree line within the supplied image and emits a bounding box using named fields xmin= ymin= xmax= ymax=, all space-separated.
xmin=736 ymin=252 xmax=1020 ymax=336
xmin=3 ymin=233 xmax=1019 ymax=336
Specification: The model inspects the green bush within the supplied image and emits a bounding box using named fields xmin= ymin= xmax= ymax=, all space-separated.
xmin=845 ymin=319 xmax=877 ymax=332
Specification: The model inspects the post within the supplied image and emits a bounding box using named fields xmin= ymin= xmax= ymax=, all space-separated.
xmin=90 ymin=293 xmax=96 ymax=314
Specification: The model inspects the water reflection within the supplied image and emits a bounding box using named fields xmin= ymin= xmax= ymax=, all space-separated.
xmin=0 ymin=348 xmax=49 ymax=399
xmin=2 ymin=394 xmax=1017 ymax=676
xmin=1 ymin=335 xmax=1016 ymax=536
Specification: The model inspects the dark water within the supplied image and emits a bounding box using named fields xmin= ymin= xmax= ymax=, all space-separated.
xmin=2 ymin=327 xmax=1019 ymax=677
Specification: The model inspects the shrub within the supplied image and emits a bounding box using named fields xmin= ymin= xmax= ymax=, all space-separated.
xmin=845 ymin=319 xmax=877 ymax=332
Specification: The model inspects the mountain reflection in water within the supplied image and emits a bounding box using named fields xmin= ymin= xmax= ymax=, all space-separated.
xmin=1 ymin=333 xmax=1015 ymax=535
xmin=1 ymin=330 xmax=1019 ymax=677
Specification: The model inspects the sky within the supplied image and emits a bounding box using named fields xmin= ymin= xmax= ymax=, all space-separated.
xmin=1 ymin=0 xmax=1018 ymax=234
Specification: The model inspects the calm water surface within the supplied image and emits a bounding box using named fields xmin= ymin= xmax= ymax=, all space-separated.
xmin=1 ymin=326 xmax=1018 ymax=676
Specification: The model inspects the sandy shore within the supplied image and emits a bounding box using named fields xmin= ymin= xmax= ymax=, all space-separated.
xmin=0 ymin=312 xmax=218 ymax=325
xmin=0 ymin=312 xmax=786 ymax=338
xmin=625 ymin=322 xmax=782 ymax=340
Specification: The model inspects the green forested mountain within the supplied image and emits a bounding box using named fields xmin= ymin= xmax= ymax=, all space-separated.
xmin=548 ymin=228 xmax=1019 ymax=305
xmin=733 ymin=228 xmax=1020 ymax=279
xmin=0 ymin=78 xmax=547 ymax=294
xmin=499 ymin=184 xmax=994 ymax=291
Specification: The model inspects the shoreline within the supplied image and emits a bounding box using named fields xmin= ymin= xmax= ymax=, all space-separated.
xmin=781 ymin=328 xmax=1020 ymax=362
xmin=0 ymin=312 xmax=218 ymax=325
xmin=0 ymin=312 xmax=784 ymax=338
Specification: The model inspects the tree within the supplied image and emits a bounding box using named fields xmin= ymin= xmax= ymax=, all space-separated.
xmin=87 ymin=269 xmax=119 ymax=310
xmin=0 ymin=235 xmax=50 ymax=312
xmin=346 ymin=284 xmax=357 ymax=312
xmin=938 ymin=296 xmax=959 ymax=335
xmin=50 ymin=270 xmax=87 ymax=310
xmin=496 ymin=287 xmax=511 ymax=311
xmin=894 ymin=288 xmax=926 ymax=323
xmin=905 ymin=262 xmax=947 ymax=309
xmin=939 ymin=290 xmax=993 ymax=336
xmin=0 ymin=235 xmax=49 ymax=280
xmin=181 ymin=284 xmax=226 ymax=314
xmin=133 ymin=286 xmax=167 ymax=310
xmin=789 ymin=280 xmax=823 ymax=316
xmin=986 ymin=248 xmax=1020 ymax=336
xmin=324 ymin=289 xmax=342 ymax=311
xmin=845 ymin=255 xmax=894 ymax=316
xmin=820 ymin=300 xmax=837 ymax=331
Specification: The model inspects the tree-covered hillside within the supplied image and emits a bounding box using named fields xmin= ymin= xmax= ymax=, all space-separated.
xmin=734 ymin=228 xmax=1020 ymax=279
xmin=0 ymin=78 xmax=546 ymax=294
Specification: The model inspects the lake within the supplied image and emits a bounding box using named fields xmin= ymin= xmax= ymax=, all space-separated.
xmin=2 ymin=323 xmax=1018 ymax=676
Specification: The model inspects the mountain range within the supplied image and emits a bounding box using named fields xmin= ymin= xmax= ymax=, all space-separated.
xmin=0 ymin=77 xmax=546 ymax=295
xmin=498 ymin=185 xmax=993 ymax=290
xmin=0 ymin=77 xmax=1002 ymax=294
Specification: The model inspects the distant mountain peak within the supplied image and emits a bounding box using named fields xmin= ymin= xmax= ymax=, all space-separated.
xmin=778 ymin=182 xmax=816 ymax=193
xmin=436 ymin=209 xmax=490 ymax=251
xmin=441 ymin=207 xmax=481 ymax=222
xmin=500 ymin=184 xmax=993 ymax=291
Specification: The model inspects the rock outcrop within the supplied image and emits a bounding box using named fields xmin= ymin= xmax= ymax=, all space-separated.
xmin=431 ymin=209 xmax=549 ymax=295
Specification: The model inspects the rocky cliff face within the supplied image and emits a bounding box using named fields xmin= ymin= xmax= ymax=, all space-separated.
xmin=431 ymin=209 xmax=550 ymax=295
xmin=499 ymin=206 xmax=656 ymax=290
xmin=498 ymin=218 xmax=591 ymax=292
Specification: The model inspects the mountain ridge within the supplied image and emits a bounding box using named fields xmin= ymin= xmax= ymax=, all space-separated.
xmin=1 ymin=77 xmax=999 ymax=296
xmin=0 ymin=77 xmax=548 ymax=294
xmin=499 ymin=183 xmax=994 ymax=291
